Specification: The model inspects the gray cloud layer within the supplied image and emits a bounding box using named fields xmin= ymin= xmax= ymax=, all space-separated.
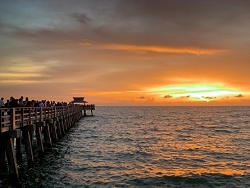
xmin=2 ymin=0 xmax=250 ymax=47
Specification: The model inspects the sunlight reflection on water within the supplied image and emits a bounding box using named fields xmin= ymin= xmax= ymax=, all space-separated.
xmin=1 ymin=106 xmax=250 ymax=187
xmin=57 ymin=106 xmax=250 ymax=187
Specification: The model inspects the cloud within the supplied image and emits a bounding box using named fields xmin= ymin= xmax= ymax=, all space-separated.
xmin=79 ymin=39 xmax=94 ymax=46
xmin=95 ymin=44 xmax=224 ymax=55
xmin=235 ymin=94 xmax=243 ymax=98
xmin=115 ymin=0 xmax=250 ymax=28
xmin=70 ymin=12 xmax=90 ymax=24
xmin=204 ymin=96 xmax=216 ymax=100
xmin=114 ymin=0 xmax=250 ymax=50
xmin=163 ymin=95 xmax=172 ymax=98
xmin=180 ymin=95 xmax=190 ymax=98
xmin=2 ymin=0 xmax=250 ymax=51
xmin=2 ymin=0 xmax=249 ymax=54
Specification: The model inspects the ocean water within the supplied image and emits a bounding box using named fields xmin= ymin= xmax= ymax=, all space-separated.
xmin=1 ymin=106 xmax=250 ymax=187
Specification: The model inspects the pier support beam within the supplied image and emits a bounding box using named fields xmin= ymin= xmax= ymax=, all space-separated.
xmin=29 ymin=129 xmax=34 ymax=147
xmin=66 ymin=115 xmax=70 ymax=129
xmin=59 ymin=117 xmax=65 ymax=136
xmin=55 ymin=119 xmax=62 ymax=139
xmin=36 ymin=122 xmax=45 ymax=158
xmin=0 ymin=136 xmax=7 ymax=171
xmin=69 ymin=115 xmax=72 ymax=128
xmin=64 ymin=115 xmax=69 ymax=131
xmin=71 ymin=114 xmax=74 ymax=125
xmin=79 ymin=111 xmax=81 ymax=119
xmin=16 ymin=137 xmax=22 ymax=163
xmin=4 ymin=130 xmax=21 ymax=187
xmin=44 ymin=121 xmax=52 ymax=147
xmin=49 ymin=119 xmax=58 ymax=143
xmin=22 ymin=126 xmax=35 ymax=168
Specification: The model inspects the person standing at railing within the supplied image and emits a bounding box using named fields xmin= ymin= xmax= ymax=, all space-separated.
xmin=0 ymin=97 xmax=4 ymax=107
xmin=46 ymin=101 xmax=51 ymax=107
xmin=4 ymin=100 xmax=10 ymax=108
xmin=39 ymin=101 xmax=45 ymax=107
xmin=51 ymin=101 xmax=56 ymax=107
xmin=23 ymin=97 xmax=29 ymax=106
xmin=9 ymin=97 xmax=18 ymax=108
xmin=34 ymin=100 xmax=39 ymax=107
xmin=0 ymin=98 xmax=4 ymax=124
xmin=26 ymin=100 xmax=31 ymax=107
xmin=26 ymin=100 xmax=35 ymax=107
xmin=18 ymin=98 xmax=25 ymax=107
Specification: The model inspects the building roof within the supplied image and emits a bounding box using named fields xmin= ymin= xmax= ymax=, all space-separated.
xmin=73 ymin=97 xmax=86 ymax=103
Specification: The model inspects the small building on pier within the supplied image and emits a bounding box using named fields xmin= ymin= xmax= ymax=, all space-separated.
xmin=72 ymin=97 xmax=88 ymax=105
xmin=72 ymin=97 xmax=94 ymax=116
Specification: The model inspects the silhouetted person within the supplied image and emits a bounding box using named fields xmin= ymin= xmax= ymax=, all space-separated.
xmin=18 ymin=98 xmax=25 ymax=107
xmin=9 ymin=97 xmax=18 ymax=108
xmin=4 ymin=100 xmax=10 ymax=108
xmin=24 ymin=97 xmax=29 ymax=106
xmin=0 ymin=97 xmax=4 ymax=107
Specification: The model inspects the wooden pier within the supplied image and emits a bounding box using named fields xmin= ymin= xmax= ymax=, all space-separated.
xmin=0 ymin=105 xmax=95 ymax=187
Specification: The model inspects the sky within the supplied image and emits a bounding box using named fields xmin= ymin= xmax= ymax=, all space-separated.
xmin=1 ymin=0 xmax=250 ymax=106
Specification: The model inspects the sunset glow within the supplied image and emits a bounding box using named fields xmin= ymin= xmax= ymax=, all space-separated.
xmin=146 ymin=84 xmax=243 ymax=102
xmin=1 ymin=1 xmax=250 ymax=105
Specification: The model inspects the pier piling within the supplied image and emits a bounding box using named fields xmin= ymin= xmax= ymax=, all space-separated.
xmin=35 ymin=122 xmax=45 ymax=158
xmin=16 ymin=137 xmax=23 ymax=163
xmin=4 ymin=132 xmax=21 ymax=187
xmin=0 ymin=136 xmax=7 ymax=171
xmin=23 ymin=128 xmax=34 ymax=168
xmin=44 ymin=121 xmax=52 ymax=147
xmin=55 ymin=120 xmax=62 ymax=139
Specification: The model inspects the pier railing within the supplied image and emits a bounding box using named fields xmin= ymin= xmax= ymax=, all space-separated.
xmin=0 ymin=104 xmax=95 ymax=187
xmin=0 ymin=105 xmax=95 ymax=132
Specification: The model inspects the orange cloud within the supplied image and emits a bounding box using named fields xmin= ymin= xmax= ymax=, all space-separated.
xmin=94 ymin=44 xmax=225 ymax=55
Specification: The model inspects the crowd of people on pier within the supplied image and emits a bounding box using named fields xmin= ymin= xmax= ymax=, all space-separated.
xmin=0 ymin=96 xmax=70 ymax=108
xmin=0 ymin=96 xmax=95 ymax=109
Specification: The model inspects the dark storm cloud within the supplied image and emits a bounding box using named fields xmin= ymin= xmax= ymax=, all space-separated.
xmin=115 ymin=0 xmax=250 ymax=25
xmin=2 ymin=0 xmax=250 ymax=50
xmin=70 ymin=12 xmax=90 ymax=24
xmin=113 ymin=0 xmax=250 ymax=48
